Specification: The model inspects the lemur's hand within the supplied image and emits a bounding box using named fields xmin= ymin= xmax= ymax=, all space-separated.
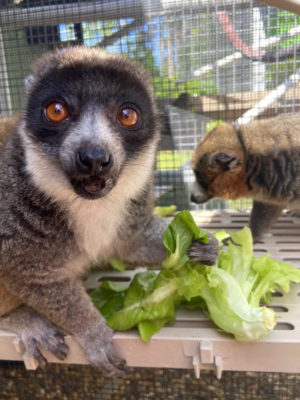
xmin=0 ymin=306 xmax=69 ymax=368
xmin=188 ymin=233 xmax=219 ymax=266
xmin=75 ymin=320 xmax=127 ymax=377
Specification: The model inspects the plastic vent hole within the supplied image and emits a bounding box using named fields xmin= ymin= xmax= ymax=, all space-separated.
xmin=274 ymin=322 xmax=295 ymax=331
xmin=271 ymin=291 xmax=283 ymax=297
xmin=277 ymin=241 xmax=300 ymax=244
xmin=279 ymin=249 xmax=300 ymax=253
xmin=167 ymin=320 xmax=216 ymax=329
xmin=283 ymin=258 xmax=300 ymax=263
xmin=97 ymin=277 xmax=131 ymax=283
xmin=274 ymin=233 xmax=299 ymax=237
xmin=267 ymin=305 xmax=288 ymax=312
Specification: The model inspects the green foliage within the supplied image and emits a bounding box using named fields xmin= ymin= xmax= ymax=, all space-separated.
xmin=205 ymin=120 xmax=224 ymax=133
xmin=156 ymin=150 xmax=193 ymax=171
xmin=152 ymin=76 xmax=217 ymax=99
xmin=264 ymin=10 xmax=300 ymax=89
xmin=265 ymin=57 xmax=298 ymax=90
xmin=266 ymin=11 xmax=300 ymax=48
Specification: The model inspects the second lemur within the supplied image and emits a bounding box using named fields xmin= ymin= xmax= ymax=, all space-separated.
xmin=191 ymin=113 xmax=300 ymax=241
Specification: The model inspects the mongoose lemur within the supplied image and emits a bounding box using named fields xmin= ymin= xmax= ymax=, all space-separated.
xmin=0 ymin=46 xmax=218 ymax=375
xmin=191 ymin=114 xmax=300 ymax=241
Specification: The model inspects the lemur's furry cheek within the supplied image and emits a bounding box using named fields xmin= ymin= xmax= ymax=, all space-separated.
xmin=192 ymin=145 xmax=248 ymax=202
xmin=210 ymin=168 xmax=250 ymax=199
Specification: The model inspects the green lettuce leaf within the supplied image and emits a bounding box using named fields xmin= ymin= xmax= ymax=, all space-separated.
xmin=197 ymin=227 xmax=300 ymax=340
xmin=249 ymin=255 xmax=300 ymax=306
xmin=109 ymin=258 xmax=127 ymax=271
xmin=107 ymin=271 xmax=180 ymax=338
xmin=91 ymin=211 xmax=300 ymax=342
xmin=90 ymin=281 xmax=127 ymax=320
xmin=162 ymin=210 xmax=209 ymax=271
xmin=198 ymin=267 xmax=276 ymax=340
xmin=153 ymin=205 xmax=177 ymax=217
xmin=138 ymin=319 xmax=170 ymax=342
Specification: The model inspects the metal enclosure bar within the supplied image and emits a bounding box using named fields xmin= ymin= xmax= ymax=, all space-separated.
xmin=261 ymin=0 xmax=300 ymax=14
xmin=0 ymin=0 xmax=253 ymax=29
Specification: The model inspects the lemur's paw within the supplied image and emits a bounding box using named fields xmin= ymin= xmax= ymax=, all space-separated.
xmin=19 ymin=314 xmax=69 ymax=367
xmin=188 ymin=233 xmax=219 ymax=266
xmin=77 ymin=322 xmax=127 ymax=377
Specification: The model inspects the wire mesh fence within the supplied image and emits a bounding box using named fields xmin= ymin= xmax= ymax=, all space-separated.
xmin=1 ymin=0 xmax=300 ymax=398
xmin=1 ymin=362 xmax=300 ymax=400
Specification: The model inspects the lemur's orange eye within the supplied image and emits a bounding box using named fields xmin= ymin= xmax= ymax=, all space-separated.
xmin=44 ymin=101 xmax=69 ymax=123
xmin=117 ymin=106 xmax=139 ymax=128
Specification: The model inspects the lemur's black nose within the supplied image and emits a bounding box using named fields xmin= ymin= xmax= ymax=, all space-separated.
xmin=190 ymin=193 xmax=200 ymax=204
xmin=76 ymin=145 xmax=113 ymax=175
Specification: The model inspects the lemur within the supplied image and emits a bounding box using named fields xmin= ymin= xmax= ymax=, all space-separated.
xmin=191 ymin=113 xmax=300 ymax=241
xmin=0 ymin=46 xmax=218 ymax=375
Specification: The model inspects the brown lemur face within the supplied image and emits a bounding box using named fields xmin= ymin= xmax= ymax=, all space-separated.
xmin=191 ymin=124 xmax=248 ymax=203
xmin=23 ymin=47 xmax=159 ymax=200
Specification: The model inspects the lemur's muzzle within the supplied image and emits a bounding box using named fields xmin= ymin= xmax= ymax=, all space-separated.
xmin=190 ymin=182 xmax=212 ymax=204
xmin=71 ymin=144 xmax=115 ymax=199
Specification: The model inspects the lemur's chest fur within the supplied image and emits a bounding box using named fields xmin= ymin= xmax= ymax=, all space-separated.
xmin=62 ymin=198 xmax=126 ymax=278
xmin=68 ymin=195 xmax=127 ymax=262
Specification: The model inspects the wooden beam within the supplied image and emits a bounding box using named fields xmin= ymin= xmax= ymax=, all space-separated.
xmin=171 ymin=85 xmax=300 ymax=121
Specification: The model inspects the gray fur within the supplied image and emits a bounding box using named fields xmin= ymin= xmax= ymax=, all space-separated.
xmin=0 ymin=46 xmax=218 ymax=374
xmin=249 ymin=201 xmax=283 ymax=242
xmin=0 ymin=306 xmax=68 ymax=366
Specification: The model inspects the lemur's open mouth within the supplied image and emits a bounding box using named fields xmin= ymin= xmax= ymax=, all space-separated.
xmin=83 ymin=176 xmax=106 ymax=194
xmin=71 ymin=176 xmax=109 ymax=199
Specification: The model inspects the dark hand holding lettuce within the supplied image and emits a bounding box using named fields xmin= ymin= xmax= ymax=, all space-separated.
xmin=90 ymin=211 xmax=300 ymax=342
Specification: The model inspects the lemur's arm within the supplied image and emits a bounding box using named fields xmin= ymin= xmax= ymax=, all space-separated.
xmin=249 ymin=201 xmax=284 ymax=242
xmin=0 ymin=259 xmax=124 ymax=375
xmin=117 ymin=214 xmax=219 ymax=266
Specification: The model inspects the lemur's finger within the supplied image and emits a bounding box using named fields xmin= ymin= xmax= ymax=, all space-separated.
xmin=93 ymin=350 xmax=128 ymax=377
xmin=23 ymin=338 xmax=48 ymax=369
xmin=39 ymin=333 xmax=69 ymax=360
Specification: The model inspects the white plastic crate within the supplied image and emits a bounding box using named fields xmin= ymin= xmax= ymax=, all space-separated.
xmin=1 ymin=210 xmax=300 ymax=378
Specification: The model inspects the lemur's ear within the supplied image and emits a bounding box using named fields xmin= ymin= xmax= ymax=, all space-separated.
xmin=24 ymin=74 xmax=36 ymax=95
xmin=209 ymin=152 xmax=240 ymax=171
